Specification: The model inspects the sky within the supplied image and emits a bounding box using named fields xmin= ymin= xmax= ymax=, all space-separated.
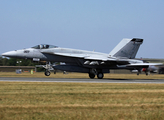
xmin=0 ymin=0 xmax=164 ymax=58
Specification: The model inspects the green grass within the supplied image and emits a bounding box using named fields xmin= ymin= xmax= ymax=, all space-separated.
xmin=0 ymin=82 xmax=164 ymax=120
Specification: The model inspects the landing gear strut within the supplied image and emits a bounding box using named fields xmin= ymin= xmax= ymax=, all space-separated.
xmin=136 ymin=68 xmax=142 ymax=75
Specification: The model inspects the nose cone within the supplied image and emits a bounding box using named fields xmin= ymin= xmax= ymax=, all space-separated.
xmin=2 ymin=51 xmax=17 ymax=57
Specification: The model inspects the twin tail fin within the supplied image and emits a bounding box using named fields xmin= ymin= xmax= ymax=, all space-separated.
xmin=109 ymin=38 xmax=143 ymax=59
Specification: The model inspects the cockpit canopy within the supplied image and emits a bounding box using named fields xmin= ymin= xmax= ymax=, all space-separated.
xmin=32 ymin=44 xmax=58 ymax=49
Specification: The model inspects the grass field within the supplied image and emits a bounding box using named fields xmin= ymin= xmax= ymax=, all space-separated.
xmin=0 ymin=72 xmax=164 ymax=120
xmin=1 ymin=72 xmax=164 ymax=79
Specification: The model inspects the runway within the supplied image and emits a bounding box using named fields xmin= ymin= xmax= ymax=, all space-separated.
xmin=0 ymin=77 xmax=164 ymax=84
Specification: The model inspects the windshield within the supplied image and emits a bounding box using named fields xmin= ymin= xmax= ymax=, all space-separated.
xmin=32 ymin=44 xmax=58 ymax=49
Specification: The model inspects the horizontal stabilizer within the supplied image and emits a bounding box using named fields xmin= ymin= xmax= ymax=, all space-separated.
xmin=127 ymin=63 xmax=163 ymax=67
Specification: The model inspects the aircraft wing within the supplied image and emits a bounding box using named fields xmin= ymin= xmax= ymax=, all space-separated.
xmin=126 ymin=63 xmax=163 ymax=68
xmin=42 ymin=51 xmax=163 ymax=67
xmin=54 ymin=53 xmax=88 ymax=58
xmin=42 ymin=51 xmax=116 ymax=61
xmin=41 ymin=52 xmax=85 ymax=58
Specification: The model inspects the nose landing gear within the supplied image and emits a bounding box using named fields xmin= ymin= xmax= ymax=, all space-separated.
xmin=45 ymin=70 xmax=51 ymax=76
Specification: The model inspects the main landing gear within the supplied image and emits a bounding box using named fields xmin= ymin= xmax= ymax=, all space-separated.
xmin=97 ymin=72 xmax=104 ymax=79
xmin=89 ymin=73 xmax=95 ymax=79
xmin=89 ymin=69 xmax=104 ymax=79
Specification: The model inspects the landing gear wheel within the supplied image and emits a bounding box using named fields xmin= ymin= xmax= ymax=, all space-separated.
xmin=97 ymin=72 xmax=104 ymax=79
xmin=45 ymin=71 xmax=51 ymax=76
xmin=89 ymin=73 xmax=95 ymax=79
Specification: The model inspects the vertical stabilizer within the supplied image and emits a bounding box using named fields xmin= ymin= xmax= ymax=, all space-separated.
xmin=109 ymin=38 xmax=143 ymax=59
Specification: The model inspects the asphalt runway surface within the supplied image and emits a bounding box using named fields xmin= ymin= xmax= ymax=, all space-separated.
xmin=0 ymin=77 xmax=164 ymax=84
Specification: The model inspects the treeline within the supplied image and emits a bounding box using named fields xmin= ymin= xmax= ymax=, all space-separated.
xmin=0 ymin=57 xmax=39 ymax=66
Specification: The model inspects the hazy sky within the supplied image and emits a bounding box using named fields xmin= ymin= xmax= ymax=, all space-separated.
xmin=0 ymin=0 xmax=164 ymax=58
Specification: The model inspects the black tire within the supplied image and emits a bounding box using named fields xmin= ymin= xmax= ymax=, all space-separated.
xmin=97 ymin=72 xmax=104 ymax=79
xmin=89 ymin=73 xmax=95 ymax=79
xmin=45 ymin=71 xmax=51 ymax=76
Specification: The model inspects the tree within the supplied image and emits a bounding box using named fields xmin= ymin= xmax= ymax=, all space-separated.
xmin=0 ymin=57 xmax=37 ymax=66
xmin=0 ymin=57 xmax=9 ymax=66
xmin=8 ymin=58 xmax=17 ymax=66
xmin=0 ymin=57 xmax=45 ymax=67
xmin=0 ymin=56 xmax=2 ymax=66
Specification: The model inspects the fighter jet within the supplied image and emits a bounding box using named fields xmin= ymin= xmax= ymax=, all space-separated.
xmin=131 ymin=65 xmax=159 ymax=75
xmin=2 ymin=38 xmax=163 ymax=79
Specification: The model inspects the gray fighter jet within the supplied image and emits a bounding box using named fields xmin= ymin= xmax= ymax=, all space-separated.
xmin=2 ymin=38 xmax=162 ymax=79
